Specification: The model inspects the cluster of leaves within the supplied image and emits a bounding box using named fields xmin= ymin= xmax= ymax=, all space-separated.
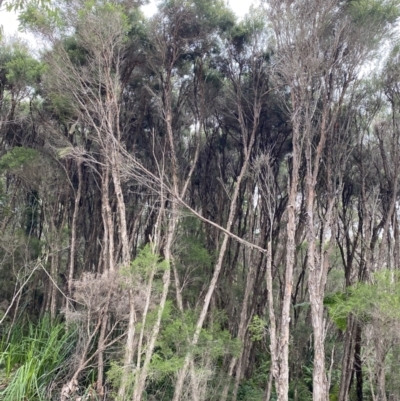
xmin=326 ymin=270 xmax=400 ymax=330
xmin=0 ymin=147 xmax=39 ymax=172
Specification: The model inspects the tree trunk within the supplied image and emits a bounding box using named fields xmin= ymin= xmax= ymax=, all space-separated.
xmin=96 ymin=309 xmax=109 ymax=396
xmin=117 ymin=288 xmax=136 ymax=400
xmin=132 ymin=215 xmax=176 ymax=401
xmin=273 ymin=114 xmax=301 ymax=401
xmin=354 ymin=325 xmax=363 ymax=401
xmin=221 ymin=233 xmax=258 ymax=401
xmin=338 ymin=315 xmax=357 ymax=401
xmin=172 ymin=120 xmax=257 ymax=401
xmin=67 ymin=160 xmax=82 ymax=320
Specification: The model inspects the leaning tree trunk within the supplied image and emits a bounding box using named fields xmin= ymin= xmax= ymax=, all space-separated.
xmin=172 ymin=116 xmax=258 ymax=401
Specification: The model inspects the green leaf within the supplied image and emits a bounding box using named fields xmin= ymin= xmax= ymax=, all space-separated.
xmin=0 ymin=147 xmax=39 ymax=172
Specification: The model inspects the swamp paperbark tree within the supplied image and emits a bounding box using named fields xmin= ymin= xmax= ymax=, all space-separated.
xmin=26 ymin=1 xmax=142 ymax=396
xmin=2 ymin=0 xmax=400 ymax=399
xmin=267 ymin=0 xmax=399 ymax=400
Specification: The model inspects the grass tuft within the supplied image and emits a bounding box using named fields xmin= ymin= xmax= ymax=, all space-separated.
xmin=0 ymin=316 xmax=76 ymax=401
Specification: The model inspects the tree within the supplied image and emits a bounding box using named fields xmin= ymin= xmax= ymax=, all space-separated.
xmin=266 ymin=0 xmax=399 ymax=400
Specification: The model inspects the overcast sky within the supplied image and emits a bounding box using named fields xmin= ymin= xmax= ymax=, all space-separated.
xmin=1 ymin=0 xmax=259 ymax=43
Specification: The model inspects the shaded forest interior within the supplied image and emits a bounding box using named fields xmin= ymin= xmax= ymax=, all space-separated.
xmin=1 ymin=0 xmax=400 ymax=400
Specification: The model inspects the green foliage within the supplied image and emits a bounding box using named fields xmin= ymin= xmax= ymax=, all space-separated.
xmin=126 ymin=7 xmax=148 ymax=41
xmin=3 ymin=0 xmax=49 ymax=12
xmin=47 ymin=93 xmax=75 ymax=121
xmin=179 ymin=236 xmax=212 ymax=271
xmin=175 ymin=217 xmax=213 ymax=306
xmin=329 ymin=383 xmax=340 ymax=401
xmin=248 ymin=315 xmax=266 ymax=342
xmin=77 ymin=0 xmax=130 ymax=35
xmin=0 ymin=147 xmax=39 ymax=173
xmin=0 ymin=39 xmax=43 ymax=91
xmin=121 ymin=243 xmax=168 ymax=279
xmin=62 ymin=36 xmax=89 ymax=67
xmin=290 ymin=380 xmax=313 ymax=401
xmin=326 ymin=270 xmax=400 ymax=329
xmin=160 ymin=0 xmax=235 ymax=33
xmin=288 ymin=365 xmax=313 ymax=401
xmin=148 ymin=307 xmax=191 ymax=379
xmin=230 ymin=14 xmax=265 ymax=53
xmin=196 ymin=318 xmax=240 ymax=360
xmin=2 ymin=0 xmax=400 ymax=399
xmin=146 ymin=305 xmax=239 ymax=392
xmin=19 ymin=4 xmax=64 ymax=32
xmin=107 ymin=361 xmax=136 ymax=400
xmin=0 ymin=317 xmax=77 ymax=401
xmin=349 ymin=0 xmax=400 ymax=25
xmin=237 ymin=381 xmax=264 ymax=401
xmin=324 ymin=291 xmax=348 ymax=330
xmin=194 ymin=0 xmax=236 ymax=31
xmin=353 ymin=270 xmax=400 ymax=320
xmin=108 ymin=305 xmax=239 ymax=399
xmin=237 ymin=360 xmax=271 ymax=401
xmin=4 ymin=51 xmax=43 ymax=88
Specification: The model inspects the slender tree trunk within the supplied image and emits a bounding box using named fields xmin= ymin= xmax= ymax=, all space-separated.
xmin=50 ymin=250 xmax=58 ymax=320
xmin=97 ymin=158 xmax=122 ymax=393
xmin=338 ymin=315 xmax=357 ymax=401
xmin=118 ymin=288 xmax=136 ymax=400
xmin=264 ymin=368 xmax=274 ymax=401
xmin=68 ymin=160 xmax=83 ymax=289
xmin=172 ymin=240 xmax=201 ymax=401
xmin=221 ymin=230 xmax=258 ymax=401
xmin=273 ymin=117 xmax=301 ymax=401
xmin=128 ymin=198 xmax=164 ymax=401
xmin=354 ymin=325 xmax=363 ymax=401
xmin=172 ymin=123 xmax=257 ymax=401
xmin=376 ymin=351 xmax=387 ymax=401
xmin=305 ymin=107 xmax=335 ymax=401
xmin=265 ymin=240 xmax=278 ymax=399
xmin=96 ymin=307 xmax=109 ymax=396
xmin=132 ymin=214 xmax=176 ymax=401
xmin=101 ymin=164 xmax=114 ymax=273
xmin=110 ymin=153 xmax=130 ymax=266
xmin=373 ymin=319 xmax=387 ymax=401
xmin=67 ymin=160 xmax=82 ymax=319
xmin=231 ymin=253 xmax=258 ymax=399
xmin=49 ymin=200 xmax=67 ymax=321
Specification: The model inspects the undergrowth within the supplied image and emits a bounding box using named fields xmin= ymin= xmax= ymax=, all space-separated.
xmin=0 ymin=316 xmax=76 ymax=401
